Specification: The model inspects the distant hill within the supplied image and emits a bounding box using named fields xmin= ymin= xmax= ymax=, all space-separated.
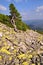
xmin=29 ymin=20 xmax=43 ymax=30
xmin=24 ymin=20 xmax=43 ymax=34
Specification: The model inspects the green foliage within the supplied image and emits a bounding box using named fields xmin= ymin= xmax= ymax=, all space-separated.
xmin=37 ymin=30 xmax=43 ymax=34
xmin=0 ymin=13 xmax=29 ymax=31
xmin=0 ymin=13 xmax=30 ymax=31
xmin=15 ymin=19 xmax=30 ymax=31
xmin=9 ymin=3 xmax=16 ymax=16
xmin=0 ymin=3 xmax=30 ymax=31
xmin=0 ymin=14 xmax=14 ymax=28
xmin=9 ymin=3 xmax=21 ymax=20
xmin=9 ymin=3 xmax=30 ymax=31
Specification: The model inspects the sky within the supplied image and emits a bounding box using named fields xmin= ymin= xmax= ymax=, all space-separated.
xmin=0 ymin=0 xmax=43 ymax=20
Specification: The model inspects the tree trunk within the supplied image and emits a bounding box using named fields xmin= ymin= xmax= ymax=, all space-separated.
xmin=11 ymin=16 xmax=18 ymax=32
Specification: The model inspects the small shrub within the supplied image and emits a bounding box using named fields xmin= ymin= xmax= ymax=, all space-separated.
xmin=0 ymin=14 xmax=14 ymax=28
xmin=0 ymin=14 xmax=30 ymax=31
xmin=37 ymin=30 xmax=43 ymax=34
xmin=15 ymin=19 xmax=30 ymax=31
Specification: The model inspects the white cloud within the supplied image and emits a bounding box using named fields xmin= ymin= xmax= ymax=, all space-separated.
xmin=0 ymin=5 xmax=7 ymax=11
xmin=6 ymin=0 xmax=28 ymax=3
xmin=20 ymin=10 xmax=43 ymax=20
xmin=14 ymin=0 xmax=28 ymax=2
xmin=20 ymin=11 xmax=29 ymax=20
xmin=36 ymin=6 xmax=43 ymax=12
xmin=6 ymin=0 xmax=10 ymax=2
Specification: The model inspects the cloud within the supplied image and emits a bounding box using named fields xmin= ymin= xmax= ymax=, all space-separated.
xmin=6 ymin=0 xmax=28 ymax=3
xmin=35 ymin=5 xmax=43 ymax=19
xmin=6 ymin=0 xmax=10 ymax=2
xmin=14 ymin=0 xmax=28 ymax=3
xmin=0 ymin=5 xmax=7 ymax=11
xmin=36 ymin=6 xmax=43 ymax=12
xmin=20 ymin=10 xmax=43 ymax=20
xmin=20 ymin=11 xmax=29 ymax=20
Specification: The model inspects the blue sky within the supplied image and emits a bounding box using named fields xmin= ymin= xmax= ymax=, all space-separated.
xmin=0 ymin=0 xmax=43 ymax=20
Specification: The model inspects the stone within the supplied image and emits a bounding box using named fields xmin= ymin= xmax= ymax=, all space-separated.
xmin=40 ymin=41 xmax=43 ymax=46
xmin=18 ymin=42 xmax=27 ymax=53
xmin=0 ymin=22 xmax=43 ymax=65
xmin=0 ymin=32 xmax=2 ymax=37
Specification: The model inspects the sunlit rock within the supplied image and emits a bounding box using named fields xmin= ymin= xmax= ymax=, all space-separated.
xmin=0 ymin=22 xmax=43 ymax=65
xmin=0 ymin=32 xmax=3 ymax=37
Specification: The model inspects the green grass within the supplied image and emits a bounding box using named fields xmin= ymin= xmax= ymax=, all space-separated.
xmin=0 ymin=14 xmax=14 ymax=28
xmin=37 ymin=30 xmax=43 ymax=34
xmin=0 ymin=14 xmax=43 ymax=34
xmin=15 ymin=19 xmax=30 ymax=31
xmin=0 ymin=14 xmax=30 ymax=31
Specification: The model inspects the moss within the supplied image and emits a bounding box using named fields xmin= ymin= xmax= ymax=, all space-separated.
xmin=28 ymin=54 xmax=32 ymax=59
xmin=22 ymin=62 xmax=28 ymax=65
xmin=5 ymin=46 xmax=10 ymax=49
xmin=10 ymin=29 xmax=16 ymax=34
xmin=2 ymin=36 xmax=5 ymax=40
xmin=3 ymin=41 xmax=7 ymax=46
xmin=37 ymin=36 xmax=43 ymax=41
xmin=9 ymin=56 xmax=12 ymax=60
xmin=0 ymin=47 xmax=11 ymax=55
xmin=18 ymin=54 xmax=26 ymax=59
xmin=13 ymin=49 xmax=17 ymax=54
xmin=0 ymin=56 xmax=2 ymax=60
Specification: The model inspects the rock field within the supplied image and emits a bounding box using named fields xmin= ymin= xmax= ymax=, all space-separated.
xmin=0 ymin=22 xmax=43 ymax=65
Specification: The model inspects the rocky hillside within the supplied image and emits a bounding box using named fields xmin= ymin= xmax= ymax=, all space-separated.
xmin=0 ymin=22 xmax=43 ymax=65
